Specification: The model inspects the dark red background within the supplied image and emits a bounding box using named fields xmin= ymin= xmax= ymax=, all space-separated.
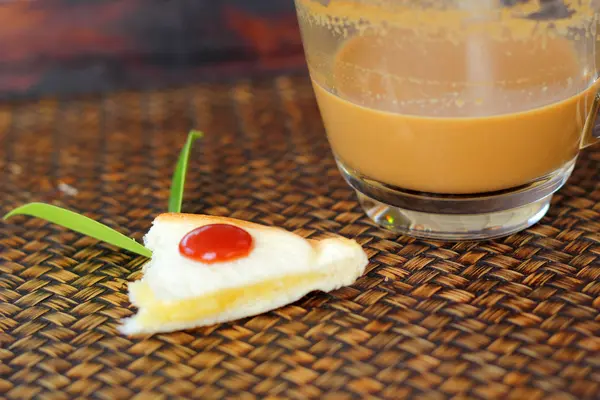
xmin=0 ymin=0 xmax=304 ymax=98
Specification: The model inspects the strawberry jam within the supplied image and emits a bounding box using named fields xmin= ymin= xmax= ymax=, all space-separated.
xmin=179 ymin=224 xmax=253 ymax=263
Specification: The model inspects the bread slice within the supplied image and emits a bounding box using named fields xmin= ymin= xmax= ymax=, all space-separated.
xmin=120 ymin=213 xmax=368 ymax=335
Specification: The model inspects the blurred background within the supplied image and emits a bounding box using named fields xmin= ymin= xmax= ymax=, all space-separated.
xmin=0 ymin=0 xmax=303 ymax=99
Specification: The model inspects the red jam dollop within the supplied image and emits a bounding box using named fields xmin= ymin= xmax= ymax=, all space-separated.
xmin=179 ymin=224 xmax=253 ymax=263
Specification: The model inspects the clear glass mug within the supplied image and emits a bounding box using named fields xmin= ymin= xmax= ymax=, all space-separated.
xmin=293 ymin=0 xmax=600 ymax=240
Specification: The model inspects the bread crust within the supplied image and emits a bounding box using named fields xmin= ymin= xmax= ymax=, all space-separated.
xmin=155 ymin=213 xmax=328 ymax=248
xmin=156 ymin=213 xmax=286 ymax=231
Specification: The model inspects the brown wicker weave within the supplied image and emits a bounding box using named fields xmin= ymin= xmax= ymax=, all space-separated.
xmin=1 ymin=76 xmax=599 ymax=399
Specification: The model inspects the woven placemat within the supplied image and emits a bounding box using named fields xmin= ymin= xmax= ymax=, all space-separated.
xmin=0 ymin=76 xmax=599 ymax=399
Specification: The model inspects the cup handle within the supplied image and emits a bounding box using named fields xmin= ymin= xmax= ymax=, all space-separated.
xmin=582 ymin=92 xmax=600 ymax=148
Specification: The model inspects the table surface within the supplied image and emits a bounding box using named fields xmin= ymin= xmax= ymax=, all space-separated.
xmin=0 ymin=76 xmax=599 ymax=399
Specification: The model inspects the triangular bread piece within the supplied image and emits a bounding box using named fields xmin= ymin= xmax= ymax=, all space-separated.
xmin=120 ymin=213 xmax=368 ymax=335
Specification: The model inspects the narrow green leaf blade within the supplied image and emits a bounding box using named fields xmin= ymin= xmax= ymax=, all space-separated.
xmin=4 ymin=202 xmax=152 ymax=258
xmin=168 ymin=130 xmax=203 ymax=213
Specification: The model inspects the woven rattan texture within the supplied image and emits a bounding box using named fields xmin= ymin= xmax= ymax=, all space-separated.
xmin=0 ymin=76 xmax=599 ymax=399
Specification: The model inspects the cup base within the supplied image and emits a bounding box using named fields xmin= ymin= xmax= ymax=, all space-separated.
xmin=338 ymin=158 xmax=575 ymax=241
xmin=356 ymin=191 xmax=551 ymax=241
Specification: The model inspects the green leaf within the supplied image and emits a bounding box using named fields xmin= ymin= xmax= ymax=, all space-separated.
xmin=4 ymin=202 xmax=152 ymax=258
xmin=168 ymin=130 xmax=203 ymax=213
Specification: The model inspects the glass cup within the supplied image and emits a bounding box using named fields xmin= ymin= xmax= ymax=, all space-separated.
xmin=293 ymin=0 xmax=600 ymax=240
